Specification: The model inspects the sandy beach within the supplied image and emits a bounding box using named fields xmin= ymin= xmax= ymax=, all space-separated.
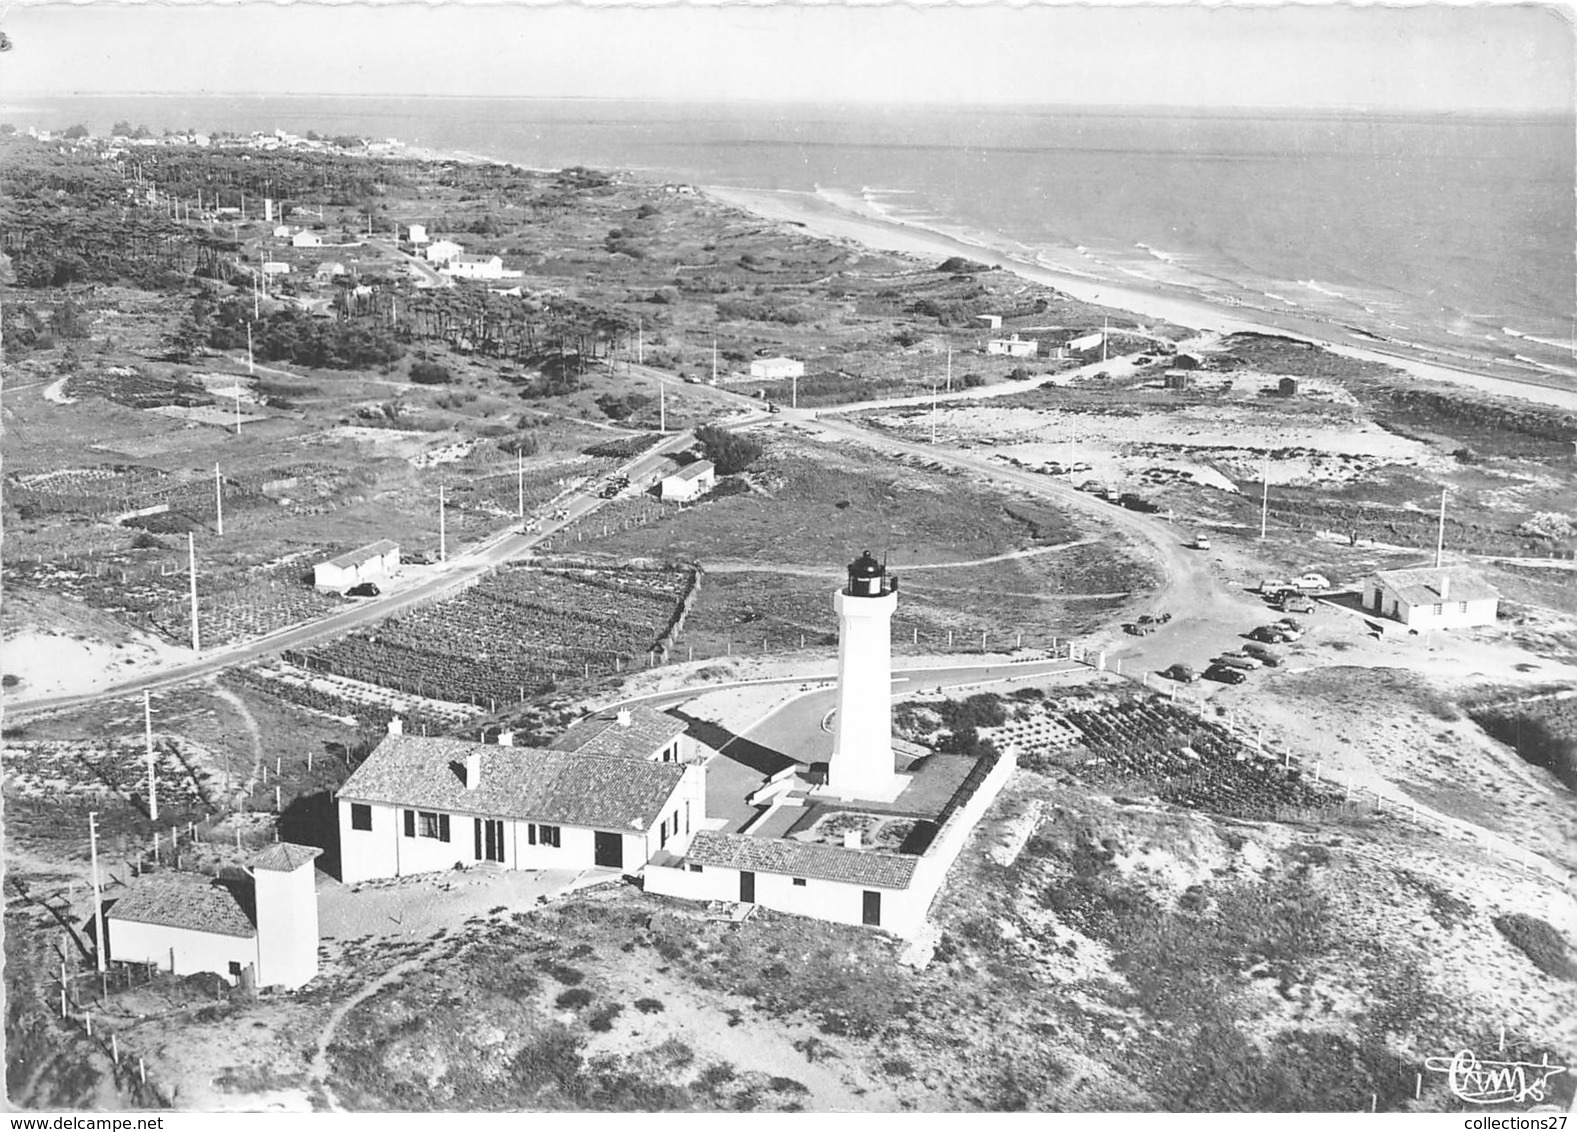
xmin=705 ymin=184 xmax=1577 ymax=415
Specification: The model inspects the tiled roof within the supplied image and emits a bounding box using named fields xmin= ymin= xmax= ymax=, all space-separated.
xmin=684 ymin=830 xmax=918 ymax=890
xmin=1372 ymin=566 xmax=1499 ymax=607
xmin=323 ymin=539 xmax=399 ymax=570
xmin=108 ymin=874 xmax=256 ymax=939
xmin=337 ymin=736 xmax=686 ymax=831
xmin=248 ymin=842 xmax=322 ymax=873
xmin=666 ymin=460 xmax=714 ymax=483
xmin=548 ymin=705 xmax=687 ymax=760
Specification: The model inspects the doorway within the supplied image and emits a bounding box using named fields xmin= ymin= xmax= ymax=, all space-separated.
xmin=739 ymin=871 xmax=756 ymax=904
xmin=594 ymin=831 xmax=623 ymax=869
xmin=862 ymin=890 xmax=882 ymax=926
xmin=474 ymin=818 xmax=504 ymax=863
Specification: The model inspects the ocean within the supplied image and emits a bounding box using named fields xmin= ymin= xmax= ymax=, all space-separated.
xmin=6 ymin=94 xmax=1573 ymax=384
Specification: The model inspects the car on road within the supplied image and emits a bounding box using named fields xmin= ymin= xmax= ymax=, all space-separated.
xmin=1118 ymin=493 xmax=1159 ymax=513
xmin=1278 ymin=594 xmax=1316 ymax=614
xmin=1124 ymin=621 xmax=1155 ymax=636
xmin=1204 ymin=663 xmax=1248 ymax=684
xmin=1258 ymin=578 xmax=1292 ymax=596
xmin=1242 ymin=643 xmax=1282 ymax=666
xmin=1214 ymin=652 xmax=1260 ymax=671
xmin=1161 ymin=663 xmax=1199 ymax=683
xmin=1294 ymin=573 xmax=1332 ymax=591
xmin=1249 ymin=625 xmax=1294 ymax=644
xmin=1192 ymin=534 xmax=1212 ymax=551
xmin=346 ymin=582 xmax=381 ymax=598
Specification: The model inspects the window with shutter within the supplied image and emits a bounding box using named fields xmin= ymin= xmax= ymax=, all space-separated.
xmin=528 ymin=823 xmax=537 ymax=845
xmin=438 ymin=813 xmax=451 ymax=843
xmin=403 ymin=810 xmax=415 ymax=838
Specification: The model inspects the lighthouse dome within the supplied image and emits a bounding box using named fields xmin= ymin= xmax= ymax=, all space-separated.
xmin=849 ymin=550 xmax=883 ymax=578
xmin=844 ymin=550 xmax=896 ymax=597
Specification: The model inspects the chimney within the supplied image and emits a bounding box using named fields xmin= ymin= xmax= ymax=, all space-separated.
xmin=617 ymin=709 xmax=633 ymax=729
xmin=843 ymin=829 xmax=862 ymax=850
xmin=497 ymin=729 xmax=514 ymax=747
xmin=465 ymin=750 xmax=481 ymax=790
xmin=387 ymin=716 xmax=403 ymax=736
xmin=1439 ymin=574 xmax=1450 ymax=601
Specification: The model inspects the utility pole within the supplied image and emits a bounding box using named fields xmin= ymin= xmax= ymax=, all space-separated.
xmin=946 ymin=342 xmax=953 ymax=394
xmin=439 ymin=484 xmax=447 ymax=563
xmin=144 ymin=692 xmax=158 ymax=822
xmin=88 ymin=812 xmax=106 ymax=973
xmin=187 ymin=532 xmax=200 ymax=652
xmin=637 ymin=316 xmax=643 ymax=365
xmin=931 ymin=383 xmax=938 ymax=445
xmin=1259 ymin=451 xmax=1269 ymax=542
xmin=791 ymin=372 xmax=798 ymax=410
xmin=1435 ymin=488 xmax=1447 ymax=567
xmin=711 ymin=338 xmax=718 ymax=385
xmin=659 ymin=381 xmax=667 ymax=432
xmin=517 ymin=451 xmax=525 ymax=519
xmin=214 ymin=464 xmax=223 ymax=536
xmin=246 ymin=320 xmax=255 ymax=375
xmin=1102 ymin=317 xmax=1110 ymax=364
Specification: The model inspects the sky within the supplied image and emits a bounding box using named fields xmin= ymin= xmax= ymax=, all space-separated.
xmin=0 ymin=2 xmax=1571 ymax=113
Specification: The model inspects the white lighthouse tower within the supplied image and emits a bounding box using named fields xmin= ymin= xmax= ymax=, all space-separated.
xmin=827 ymin=550 xmax=902 ymax=799
xmin=248 ymin=842 xmax=322 ymax=990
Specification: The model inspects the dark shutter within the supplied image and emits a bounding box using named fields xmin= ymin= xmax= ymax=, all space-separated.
xmin=660 ymin=820 xmax=668 ymax=847
xmin=438 ymin=813 xmax=451 ymax=843
xmin=403 ymin=809 xmax=415 ymax=838
xmin=528 ymin=823 xmax=537 ymax=845
xmin=474 ymin=818 xmax=482 ymax=860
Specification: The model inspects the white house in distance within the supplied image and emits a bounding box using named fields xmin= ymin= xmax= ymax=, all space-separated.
xmin=987 ymin=334 xmax=1038 ymax=358
xmin=314 ymin=261 xmax=347 ymax=284
xmin=313 ymin=539 xmax=400 ymax=591
xmin=661 ymin=459 xmax=716 ymax=503
xmin=272 ymin=224 xmax=292 ymax=239
xmin=291 ymin=230 xmax=324 ymax=248
xmin=443 ymin=254 xmax=505 ymax=280
xmin=425 ymin=239 xmax=465 ymax=265
xmin=336 ymin=721 xmax=706 ymax=883
xmin=749 ymin=357 xmax=805 ymax=380
xmin=1068 ymin=331 xmax=1105 ymax=354
xmin=1362 ymin=566 xmax=1499 ymax=630
xmin=407 ymin=223 xmax=429 ymax=245
xmin=106 ymin=843 xmax=322 ymax=989
xmin=261 ymin=261 xmax=291 ymax=276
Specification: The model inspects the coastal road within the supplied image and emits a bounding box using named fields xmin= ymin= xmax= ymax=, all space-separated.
xmin=3 ymin=427 xmax=708 ymax=720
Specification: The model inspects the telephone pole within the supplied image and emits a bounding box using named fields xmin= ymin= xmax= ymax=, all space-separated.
xmin=88 ymin=812 xmax=106 ymax=973
xmin=1259 ymin=451 xmax=1270 ymax=542
xmin=187 ymin=532 xmax=200 ymax=652
xmin=1435 ymin=488 xmax=1447 ymax=567
xmin=517 ymin=451 xmax=525 ymax=519
xmin=439 ymin=484 xmax=447 ymax=563
xmin=144 ymin=692 xmax=158 ymax=822
xmin=214 ymin=464 xmax=224 ymax=536
xmin=931 ymin=383 xmax=938 ymax=445
xmin=946 ymin=342 xmax=953 ymax=394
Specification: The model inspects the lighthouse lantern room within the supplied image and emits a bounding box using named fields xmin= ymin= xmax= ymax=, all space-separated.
xmin=827 ymin=550 xmax=903 ymax=800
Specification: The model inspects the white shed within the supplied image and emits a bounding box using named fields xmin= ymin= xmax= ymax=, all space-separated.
xmin=749 ymin=357 xmax=805 ymax=380
xmin=987 ymin=334 xmax=1038 ymax=358
xmin=312 ymin=539 xmax=400 ymax=591
xmin=660 ymin=460 xmax=716 ymax=502
xmin=1361 ymin=566 xmax=1499 ymax=631
xmin=291 ymin=230 xmax=324 ymax=248
xmin=425 ymin=239 xmax=464 ymax=265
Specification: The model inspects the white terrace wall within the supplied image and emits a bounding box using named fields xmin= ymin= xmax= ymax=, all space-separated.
xmin=904 ymin=748 xmax=1019 ymax=917
xmin=108 ymin=918 xmax=255 ymax=984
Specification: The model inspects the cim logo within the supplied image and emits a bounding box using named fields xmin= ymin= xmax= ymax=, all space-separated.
xmin=1423 ymin=1048 xmax=1569 ymax=1108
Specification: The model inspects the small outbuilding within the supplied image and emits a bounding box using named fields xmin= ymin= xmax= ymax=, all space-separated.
xmin=106 ymin=843 xmax=322 ymax=990
xmin=314 ymin=261 xmax=347 ymax=283
xmin=1067 ymin=331 xmax=1105 ymax=354
xmin=1362 ymin=566 xmax=1499 ymax=630
xmin=407 ymin=223 xmax=428 ymax=245
xmin=291 ymin=230 xmax=324 ymax=248
xmin=313 ymin=539 xmax=400 ymax=591
xmin=424 ymin=239 xmax=464 ymax=265
xmin=549 ymin=705 xmax=693 ymax=764
xmin=749 ymin=357 xmax=805 ymax=380
xmin=442 ymin=254 xmax=505 ymax=280
xmin=661 ymin=460 xmax=716 ymax=503
xmin=987 ymin=334 xmax=1038 ymax=358
xmin=1279 ymin=377 xmax=1300 ymax=396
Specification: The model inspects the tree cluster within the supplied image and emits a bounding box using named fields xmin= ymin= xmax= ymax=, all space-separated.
xmin=694 ymin=425 xmax=763 ymax=476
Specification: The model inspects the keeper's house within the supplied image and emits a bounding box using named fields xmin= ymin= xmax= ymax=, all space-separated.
xmin=313 ymin=539 xmax=400 ymax=591
xmin=660 ymin=460 xmax=716 ymax=503
xmin=337 ymin=722 xmax=705 ymax=884
xmin=1362 ymin=566 xmax=1499 ymax=631
xmin=106 ymin=843 xmax=321 ymax=990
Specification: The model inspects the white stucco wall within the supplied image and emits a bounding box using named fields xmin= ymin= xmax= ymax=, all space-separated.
xmin=254 ymin=866 xmax=319 ymax=990
xmin=829 ymin=587 xmax=898 ymax=796
xmin=108 ymin=918 xmax=255 ymax=984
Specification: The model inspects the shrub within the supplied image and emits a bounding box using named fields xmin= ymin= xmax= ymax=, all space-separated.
xmin=409 ymin=358 xmax=453 ymax=385
xmin=586 ymin=1003 xmax=622 ymax=1032
xmin=695 ymin=424 xmax=763 ymax=475
xmin=1493 ymin=914 xmax=1577 ymax=979
xmin=555 ymin=987 xmax=593 ymax=1010
xmin=633 ymin=997 xmax=664 ymax=1014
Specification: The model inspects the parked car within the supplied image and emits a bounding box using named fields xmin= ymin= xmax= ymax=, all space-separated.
xmin=1124 ymin=622 xmax=1155 ymax=637
xmin=1258 ymin=578 xmax=1292 ymax=596
xmin=1118 ymin=492 xmax=1159 ymax=512
xmin=1277 ymin=616 xmax=1306 ymax=631
xmin=1161 ymin=663 xmax=1199 ymax=683
xmin=1204 ymin=663 xmax=1248 ymax=685
xmin=1278 ymin=594 xmax=1316 ymax=614
xmin=346 ymin=582 xmax=380 ymax=598
xmin=1192 ymin=534 xmax=1212 ymax=551
xmin=1215 ymin=653 xmax=1259 ymax=671
xmin=1294 ymin=573 xmax=1332 ymax=591
xmin=1250 ymin=625 xmax=1294 ymax=644
xmin=1242 ymin=643 xmax=1282 ymax=666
